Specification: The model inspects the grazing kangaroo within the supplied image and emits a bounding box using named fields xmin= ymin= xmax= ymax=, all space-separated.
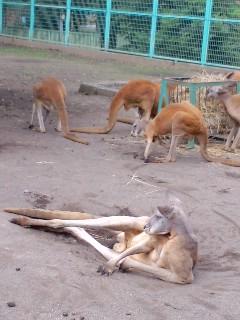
xmin=206 ymin=85 xmax=240 ymax=152
xmin=5 ymin=196 xmax=198 ymax=284
xmin=30 ymin=77 xmax=88 ymax=145
xmin=131 ymin=101 xmax=240 ymax=167
xmin=70 ymin=80 xmax=176 ymax=134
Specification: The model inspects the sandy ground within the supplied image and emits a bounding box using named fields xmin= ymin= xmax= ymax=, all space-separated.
xmin=0 ymin=44 xmax=240 ymax=320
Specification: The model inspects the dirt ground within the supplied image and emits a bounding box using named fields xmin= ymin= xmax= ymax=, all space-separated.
xmin=0 ymin=43 xmax=240 ymax=320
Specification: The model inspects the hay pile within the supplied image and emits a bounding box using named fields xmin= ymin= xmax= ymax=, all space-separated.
xmin=172 ymin=70 xmax=233 ymax=135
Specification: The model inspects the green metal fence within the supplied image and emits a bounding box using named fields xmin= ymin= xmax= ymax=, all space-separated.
xmin=0 ymin=0 xmax=239 ymax=69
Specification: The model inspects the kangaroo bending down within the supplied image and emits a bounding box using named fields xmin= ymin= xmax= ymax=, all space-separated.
xmin=131 ymin=101 xmax=240 ymax=167
xmin=207 ymin=85 xmax=240 ymax=152
xmin=30 ymin=77 xmax=88 ymax=144
xmin=5 ymin=196 xmax=198 ymax=284
xmin=70 ymin=80 xmax=176 ymax=134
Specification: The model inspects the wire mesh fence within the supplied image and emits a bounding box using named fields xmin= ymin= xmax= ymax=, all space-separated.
xmin=0 ymin=0 xmax=239 ymax=68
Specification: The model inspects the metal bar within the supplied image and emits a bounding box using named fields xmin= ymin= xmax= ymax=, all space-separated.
xmin=158 ymin=79 xmax=168 ymax=113
xmin=149 ymin=0 xmax=158 ymax=58
xmin=201 ymin=0 xmax=213 ymax=65
xmin=211 ymin=17 xmax=240 ymax=24
xmin=29 ymin=0 xmax=35 ymax=40
xmin=35 ymin=4 xmax=66 ymax=9
xmin=157 ymin=14 xmax=204 ymax=21
xmin=237 ymin=82 xmax=240 ymax=94
xmin=104 ymin=0 xmax=112 ymax=50
xmin=3 ymin=1 xmax=30 ymax=6
xmin=0 ymin=0 xmax=3 ymax=34
xmin=69 ymin=8 xmax=207 ymax=21
xmin=206 ymin=62 xmax=240 ymax=70
xmin=64 ymin=0 xmax=71 ymax=45
xmin=70 ymin=7 xmax=105 ymax=13
xmin=189 ymin=84 xmax=197 ymax=105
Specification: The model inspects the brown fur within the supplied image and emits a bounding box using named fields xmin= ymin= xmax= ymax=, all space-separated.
xmin=133 ymin=101 xmax=240 ymax=167
xmin=70 ymin=79 xmax=175 ymax=134
xmin=225 ymin=71 xmax=240 ymax=81
xmin=31 ymin=77 xmax=88 ymax=144
xmin=207 ymin=86 xmax=240 ymax=152
xmin=5 ymin=197 xmax=197 ymax=284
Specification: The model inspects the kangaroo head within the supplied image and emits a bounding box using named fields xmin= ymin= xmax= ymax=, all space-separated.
xmin=144 ymin=193 xmax=187 ymax=235
xmin=131 ymin=119 xmax=149 ymax=137
xmin=206 ymin=83 xmax=235 ymax=99
xmin=144 ymin=205 xmax=175 ymax=235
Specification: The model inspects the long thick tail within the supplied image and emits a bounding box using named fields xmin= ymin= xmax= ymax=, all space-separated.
xmin=115 ymin=117 xmax=134 ymax=125
xmin=58 ymin=104 xmax=89 ymax=145
xmin=70 ymin=125 xmax=113 ymax=134
xmin=197 ymin=132 xmax=240 ymax=167
xmin=70 ymin=94 xmax=124 ymax=134
xmin=4 ymin=208 xmax=96 ymax=220
xmin=63 ymin=133 xmax=89 ymax=145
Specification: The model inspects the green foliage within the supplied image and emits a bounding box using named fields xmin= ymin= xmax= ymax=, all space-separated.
xmin=109 ymin=0 xmax=240 ymax=65
xmin=2 ymin=0 xmax=240 ymax=66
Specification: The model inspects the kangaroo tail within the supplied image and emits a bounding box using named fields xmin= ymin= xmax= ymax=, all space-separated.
xmin=4 ymin=208 xmax=96 ymax=220
xmin=197 ymin=132 xmax=240 ymax=167
xmin=70 ymin=93 xmax=124 ymax=134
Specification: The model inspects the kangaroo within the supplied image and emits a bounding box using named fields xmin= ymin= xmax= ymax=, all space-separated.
xmin=225 ymin=71 xmax=240 ymax=81
xmin=70 ymin=80 xmax=176 ymax=134
xmin=131 ymin=101 xmax=240 ymax=167
xmin=206 ymin=85 xmax=240 ymax=152
xmin=5 ymin=195 xmax=198 ymax=284
xmin=30 ymin=77 xmax=88 ymax=144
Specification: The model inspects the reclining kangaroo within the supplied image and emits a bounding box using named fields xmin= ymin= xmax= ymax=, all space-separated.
xmin=30 ymin=77 xmax=88 ymax=144
xmin=70 ymin=80 xmax=176 ymax=134
xmin=207 ymin=84 xmax=240 ymax=152
xmin=131 ymin=101 xmax=240 ymax=167
xmin=5 ymin=196 xmax=198 ymax=284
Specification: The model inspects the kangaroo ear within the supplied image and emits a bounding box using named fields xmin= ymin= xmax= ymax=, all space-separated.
xmin=166 ymin=191 xmax=182 ymax=208
xmin=225 ymin=72 xmax=234 ymax=79
xmin=157 ymin=206 xmax=174 ymax=219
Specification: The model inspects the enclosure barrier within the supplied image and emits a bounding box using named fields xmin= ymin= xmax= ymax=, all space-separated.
xmin=159 ymin=78 xmax=240 ymax=148
xmin=0 ymin=0 xmax=239 ymax=69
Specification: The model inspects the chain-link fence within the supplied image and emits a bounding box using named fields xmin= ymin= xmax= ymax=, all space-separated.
xmin=0 ymin=0 xmax=239 ymax=68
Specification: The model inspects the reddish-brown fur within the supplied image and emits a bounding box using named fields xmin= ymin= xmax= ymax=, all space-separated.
xmin=225 ymin=71 xmax=240 ymax=81
xmin=70 ymin=79 xmax=175 ymax=134
xmin=136 ymin=101 xmax=240 ymax=166
xmin=32 ymin=77 xmax=88 ymax=144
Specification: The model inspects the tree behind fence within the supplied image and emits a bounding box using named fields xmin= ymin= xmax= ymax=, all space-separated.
xmin=0 ymin=0 xmax=239 ymax=68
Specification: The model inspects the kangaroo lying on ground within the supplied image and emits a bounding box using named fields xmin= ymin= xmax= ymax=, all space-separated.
xmin=5 ymin=196 xmax=198 ymax=284
xmin=207 ymin=84 xmax=240 ymax=152
xmin=131 ymin=101 xmax=240 ymax=167
xmin=30 ymin=77 xmax=88 ymax=144
xmin=70 ymin=80 xmax=176 ymax=134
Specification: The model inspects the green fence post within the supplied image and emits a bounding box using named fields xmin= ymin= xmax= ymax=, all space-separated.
xmin=237 ymin=82 xmax=240 ymax=94
xmin=149 ymin=0 xmax=158 ymax=58
xmin=104 ymin=0 xmax=112 ymax=50
xmin=158 ymin=79 xmax=169 ymax=112
xmin=64 ymin=0 xmax=71 ymax=45
xmin=0 ymin=0 xmax=3 ymax=34
xmin=201 ymin=0 xmax=213 ymax=65
xmin=29 ymin=0 xmax=35 ymax=40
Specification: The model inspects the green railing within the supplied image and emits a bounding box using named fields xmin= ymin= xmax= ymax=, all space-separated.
xmin=0 ymin=0 xmax=239 ymax=69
